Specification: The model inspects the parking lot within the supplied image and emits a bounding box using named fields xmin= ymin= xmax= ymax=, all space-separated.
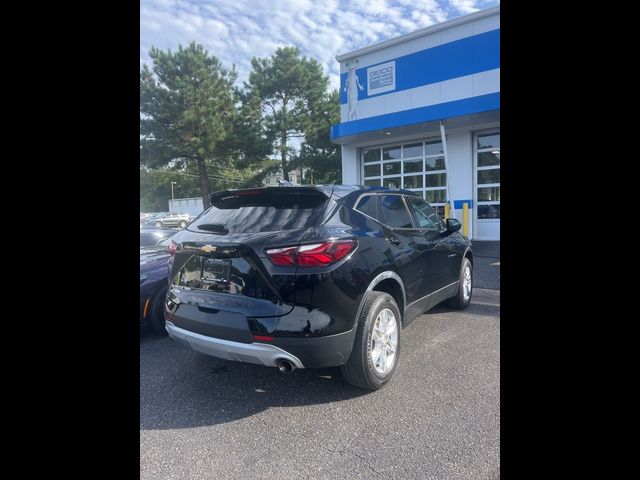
xmin=140 ymin=287 xmax=500 ymax=479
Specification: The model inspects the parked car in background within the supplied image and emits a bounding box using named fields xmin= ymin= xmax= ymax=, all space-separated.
xmin=143 ymin=212 xmax=168 ymax=226
xmin=140 ymin=226 xmax=177 ymax=247
xmin=140 ymin=228 xmax=176 ymax=332
xmin=140 ymin=243 xmax=172 ymax=333
xmin=152 ymin=212 xmax=191 ymax=228
xmin=163 ymin=185 xmax=473 ymax=390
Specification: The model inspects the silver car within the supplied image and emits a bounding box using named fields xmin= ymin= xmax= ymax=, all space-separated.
xmin=152 ymin=212 xmax=191 ymax=228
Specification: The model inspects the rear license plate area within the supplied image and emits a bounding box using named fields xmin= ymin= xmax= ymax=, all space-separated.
xmin=201 ymin=258 xmax=230 ymax=285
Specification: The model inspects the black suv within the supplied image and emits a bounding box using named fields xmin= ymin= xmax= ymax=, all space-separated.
xmin=164 ymin=185 xmax=473 ymax=390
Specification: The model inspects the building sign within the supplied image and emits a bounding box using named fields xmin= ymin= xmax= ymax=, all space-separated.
xmin=367 ymin=60 xmax=396 ymax=95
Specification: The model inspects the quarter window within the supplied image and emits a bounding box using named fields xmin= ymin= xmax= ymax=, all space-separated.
xmin=355 ymin=195 xmax=377 ymax=219
xmin=379 ymin=195 xmax=414 ymax=229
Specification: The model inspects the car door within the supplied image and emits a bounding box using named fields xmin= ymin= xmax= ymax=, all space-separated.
xmin=377 ymin=194 xmax=429 ymax=306
xmin=405 ymin=195 xmax=457 ymax=292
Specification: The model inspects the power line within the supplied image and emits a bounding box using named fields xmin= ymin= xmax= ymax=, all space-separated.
xmin=142 ymin=168 xmax=247 ymax=183
xmin=145 ymin=168 xmax=247 ymax=183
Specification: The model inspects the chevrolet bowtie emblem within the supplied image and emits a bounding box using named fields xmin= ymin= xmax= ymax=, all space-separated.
xmin=201 ymin=245 xmax=217 ymax=253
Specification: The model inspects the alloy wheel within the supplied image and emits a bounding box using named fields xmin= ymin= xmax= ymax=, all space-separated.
xmin=370 ymin=308 xmax=398 ymax=374
xmin=463 ymin=264 xmax=472 ymax=301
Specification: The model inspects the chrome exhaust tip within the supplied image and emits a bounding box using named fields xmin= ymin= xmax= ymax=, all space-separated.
xmin=277 ymin=359 xmax=295 ymax=373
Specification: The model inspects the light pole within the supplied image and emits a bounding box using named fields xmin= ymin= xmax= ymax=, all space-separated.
xmin=170 ymin=181 xmax=177 ymax=202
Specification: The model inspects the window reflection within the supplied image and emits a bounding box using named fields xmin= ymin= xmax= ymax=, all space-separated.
xmin=477 ymin=134 xmax=500 ymax=150
xmin=383 ymin=145 xmax=402 ymax=160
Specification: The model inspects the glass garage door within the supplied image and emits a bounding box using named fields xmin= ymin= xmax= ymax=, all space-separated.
xmin=474 ymin=131 xmax=500 ymax=240
xmin=361 ymin=139 xmax=448 ymax=217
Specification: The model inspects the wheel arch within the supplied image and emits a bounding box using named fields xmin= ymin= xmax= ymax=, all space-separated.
xmin=355 ymin=271 xmax=406 ymax=328
xmin=463 ymin=247 xmax=473 ymax=265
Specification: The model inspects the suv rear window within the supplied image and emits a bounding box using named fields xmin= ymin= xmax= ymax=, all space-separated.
xmin=189 ymin=188 xmax=329 ymax=234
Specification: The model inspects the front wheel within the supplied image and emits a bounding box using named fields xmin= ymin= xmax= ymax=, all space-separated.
xmin=341 ymin=292 xmax=401 ymax=390
xmin=446 ymin=257 xmax=472 ymax=309
xmin=179 ymin=220 xmax=187 ymax=228
xmin=155 ymin=221 xmax=162 ymax=227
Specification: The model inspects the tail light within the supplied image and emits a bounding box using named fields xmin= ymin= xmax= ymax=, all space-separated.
xmin=167 ymin=240 xmax=177 ymax=256
xmin=265 ymin=239 xmax=357 ymax=267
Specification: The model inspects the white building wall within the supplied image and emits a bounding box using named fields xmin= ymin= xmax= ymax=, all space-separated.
xmin=169 ymin=197 xmax=206 ymax=217
xmin=334 ymin=8 xmax=499 ymax=240
xmin=445 ymin=129 xmax=474 ymax=238
xmin=340 ymin=68 xmax=499 ymax=122
xmin=341 ymin=146 xmax=359 ymax=184
xmin=338 ymin=14 xmax=500 ymax=78
xmin=338 ymin=11 xmax=500 ymax=124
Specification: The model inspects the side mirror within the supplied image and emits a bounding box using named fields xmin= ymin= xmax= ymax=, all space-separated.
xmin=445 ymin=218 xmax=461 ymax=234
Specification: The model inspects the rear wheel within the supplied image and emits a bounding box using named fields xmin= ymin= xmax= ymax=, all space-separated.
xmin=155 ymin=221 xmax=162 ymax=227
xmin=341 ymin=292 xmax=401 ymax=390
xmin=446 ymin=257 xmax=472 ymax=309
xmin=179 ymin=220 xmax=187 ymax=228
xmin=148 ymin=285 xmax=168 ymax=335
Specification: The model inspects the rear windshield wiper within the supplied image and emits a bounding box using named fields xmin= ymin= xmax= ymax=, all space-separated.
xmin=196 ymin=223 xmax=229 ymax=234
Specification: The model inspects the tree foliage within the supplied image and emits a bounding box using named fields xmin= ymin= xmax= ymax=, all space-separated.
xmin=245 ymin=47 xmax=328 ymax=177
xmin=297 ymin=89 xmax=342 ymax=184
xmin=215 ymin=88 xmax=274 ymax=170
xmin=140 ymin=42 xmax=237 ymax=209
xmin=141 ymin=43 xmax=343 ymax=211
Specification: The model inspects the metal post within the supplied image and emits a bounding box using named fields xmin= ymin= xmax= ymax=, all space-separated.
xmin=439 ymin=121 xmax=455 ymax=219
xmin=171 ymin=181 xmax=176 ymax=202
xmin=463 ymin=202 xmax=469 ymax=237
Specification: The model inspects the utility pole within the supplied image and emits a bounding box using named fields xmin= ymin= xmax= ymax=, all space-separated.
xmin=171 ymin=181 xmax=177 ymax=202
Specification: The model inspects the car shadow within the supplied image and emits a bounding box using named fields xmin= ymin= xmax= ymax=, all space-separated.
xmin=428 ymin=301 xmax=500 ymax=317
xmin=140 ymin=332 xmax=369 ymax=431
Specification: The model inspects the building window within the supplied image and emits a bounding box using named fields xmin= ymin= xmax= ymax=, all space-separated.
xmin=476 ymin=132 xmax=500 ymax=219
xmin=361 ymin=138 xmax=447 ymax=215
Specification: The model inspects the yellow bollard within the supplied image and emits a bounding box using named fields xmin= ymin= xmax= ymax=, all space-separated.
xmin=462 ymin=202 xmax=469 ymax=237
xmin=444 ymin=202 xmax=450 ymax=220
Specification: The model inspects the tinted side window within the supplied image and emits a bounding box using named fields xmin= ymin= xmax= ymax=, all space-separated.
xmin=355 ymin=195 xmax=377 ymax=219
xmin=407 ymin=196 xmax=441 ymax=229
xmin=379 ymin=195 xmax=414 ymax=228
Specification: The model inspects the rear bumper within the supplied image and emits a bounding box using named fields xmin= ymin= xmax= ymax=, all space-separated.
xmin=165 ymin=321 xmax=305 ymax=369
xmin=165 ymin=321 xmax=357 ymax=369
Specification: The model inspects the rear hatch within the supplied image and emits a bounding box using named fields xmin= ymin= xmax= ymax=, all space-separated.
xmin=167 ymin=187 xmax=333 ymax=336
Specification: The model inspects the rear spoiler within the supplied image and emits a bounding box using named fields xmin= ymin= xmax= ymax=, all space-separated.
xmin=209 ymin=186 xmax=331 ymax=206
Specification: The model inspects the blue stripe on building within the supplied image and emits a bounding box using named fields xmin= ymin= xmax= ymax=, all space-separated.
xmin=331 ymin=92 xmax=500 ymax=140
xmin=339 ymin=29 xmax=500 ymax=104
xmin=454 ymin=200 xmax=473 ymax=209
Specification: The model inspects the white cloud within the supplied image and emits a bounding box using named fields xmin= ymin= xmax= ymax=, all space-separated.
xmin=140 ymin=0 xmax=499 ymax=92
xmin=448 ymin=0 xmax=480 ymax=14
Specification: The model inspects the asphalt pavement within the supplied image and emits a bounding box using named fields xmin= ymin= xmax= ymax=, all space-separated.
xmin=471 ymin=241 xmax=500 ymax=290
xmin=140 ymin=288 xmax=500 ymax=479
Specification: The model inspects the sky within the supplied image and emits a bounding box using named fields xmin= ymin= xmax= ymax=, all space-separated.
xmin=140 ymin=0 xmax=500 ymax=92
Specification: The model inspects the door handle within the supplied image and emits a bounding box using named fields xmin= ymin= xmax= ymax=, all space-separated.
xmin=388 ymin=237 xmax=403 ymax=248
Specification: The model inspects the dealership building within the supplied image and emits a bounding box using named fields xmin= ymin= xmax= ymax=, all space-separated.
xmin=331 ymin=6 xmax=500 ymax=240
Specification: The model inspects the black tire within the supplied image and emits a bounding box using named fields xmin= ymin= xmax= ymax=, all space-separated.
xmin=341 ymin=292 xmax=402 ymax=390
xmin=179 ymin=220 xmax=187 ymax=228
xmin=445 ymin=257 xmax=473 ymax=309
xmin=155 ymin=221 xmax=162 ymax=227
xmin=148 ymin=285 xmax=168 ymax=335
